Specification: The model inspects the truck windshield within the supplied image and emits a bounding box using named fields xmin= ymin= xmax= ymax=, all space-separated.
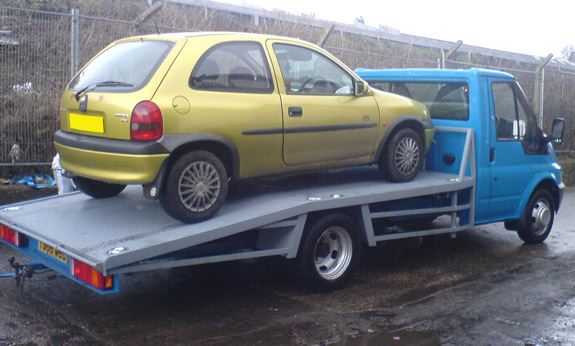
xmin=68 ymin=40 xmax=174 ymax=93
xmin=370 ymin=82 xmax=470 ymax=120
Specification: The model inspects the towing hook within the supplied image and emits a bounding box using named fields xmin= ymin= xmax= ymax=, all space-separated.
xmin=8 ymin=256 xmax=34 ymax=289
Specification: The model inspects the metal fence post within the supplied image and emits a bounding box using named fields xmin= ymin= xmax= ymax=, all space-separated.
xmin=441 ymin=40 xmax=463 ymax=69
xmin=71 ymin=8 xmax=79 ymax=78
xmin=534 ymin=54 xmax=552 ymax=128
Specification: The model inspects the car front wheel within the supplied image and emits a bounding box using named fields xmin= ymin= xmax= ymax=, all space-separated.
xmin=380 ymin=127 xmax=424 ymax=182
xmin=160 ymin=150 xmax=228 ymax=224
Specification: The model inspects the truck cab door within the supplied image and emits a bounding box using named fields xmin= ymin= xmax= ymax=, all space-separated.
xmin=487 ymin=79 xmax=543 ymax=221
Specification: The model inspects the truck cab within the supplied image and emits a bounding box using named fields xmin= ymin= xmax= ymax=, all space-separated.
xmin=356 ymin=68 xmax=565 ymax=243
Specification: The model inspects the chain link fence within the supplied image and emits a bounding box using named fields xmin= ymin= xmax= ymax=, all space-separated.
xmin=1 ymin=3 xmax=574 ymax=165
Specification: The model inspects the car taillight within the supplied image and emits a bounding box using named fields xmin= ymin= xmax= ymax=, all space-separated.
xmin=0 ymin=224 xmax=26 ymax=247
xmin=130 ymin=101 xmax=163 ymax=141
xmin=71 ymin=258 xmax=114 ymax=290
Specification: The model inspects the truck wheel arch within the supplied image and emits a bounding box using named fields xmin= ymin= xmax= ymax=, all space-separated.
xmin=504 ymin=178 xmax=562 ymax=232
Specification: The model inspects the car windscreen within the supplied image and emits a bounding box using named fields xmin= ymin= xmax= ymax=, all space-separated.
xmin=68 ymin=40 xmax=174 ymax=93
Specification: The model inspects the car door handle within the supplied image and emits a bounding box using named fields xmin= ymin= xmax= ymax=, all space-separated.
xmin=288 ymin=107 xmax=303 ymax=117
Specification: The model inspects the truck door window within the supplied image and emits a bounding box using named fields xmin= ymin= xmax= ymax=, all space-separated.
xmin=492 ymin=82 xmax=538 ymax=152
xmin=272 ymin=43 xmax=353 ymax=95
xmin=370 ymin=82 xmax=469 ymax=120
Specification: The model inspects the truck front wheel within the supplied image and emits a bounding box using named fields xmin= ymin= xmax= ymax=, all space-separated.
xmin=299 ymin=213 xmax=361 ymax=291
xmin=160 ymin=150 xmax=228 ymax=223
xmin=516 ymin=189 xmax=555 ymax=244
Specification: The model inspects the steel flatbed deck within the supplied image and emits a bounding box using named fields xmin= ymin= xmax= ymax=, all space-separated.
xmin=0 ymin=127 xmax=476 ymax=293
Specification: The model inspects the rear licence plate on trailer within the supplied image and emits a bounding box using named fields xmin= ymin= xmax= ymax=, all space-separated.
xmin=69 ymin=113 xmax=104 ymax=133
xmin=38 ymin=242 xmax=68 ymax=263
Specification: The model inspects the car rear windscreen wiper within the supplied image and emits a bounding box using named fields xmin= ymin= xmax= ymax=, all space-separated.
xmin=73 ymin=81 xmax=134 ymax=101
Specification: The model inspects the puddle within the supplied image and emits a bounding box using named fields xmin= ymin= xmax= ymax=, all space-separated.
xmin=343 ymin=328 xmax=440 ymax=346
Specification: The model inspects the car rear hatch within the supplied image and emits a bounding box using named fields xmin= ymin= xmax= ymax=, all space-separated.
xmin=60 ymin=36 xmax=184 ymax=140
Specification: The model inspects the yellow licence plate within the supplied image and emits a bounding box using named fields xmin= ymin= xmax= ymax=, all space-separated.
xmin=38 ymin=242 xmax=68 ymax=264
xmin=69 ymin=113 xmax=104 ymax=133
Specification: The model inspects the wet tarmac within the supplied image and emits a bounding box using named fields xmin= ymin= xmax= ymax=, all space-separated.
xmin=1 ymin=189 xmax=574 ymax=345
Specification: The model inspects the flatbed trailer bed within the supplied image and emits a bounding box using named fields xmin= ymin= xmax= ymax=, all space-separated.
xmin=0 ymin=127 xmax=475 ymax=293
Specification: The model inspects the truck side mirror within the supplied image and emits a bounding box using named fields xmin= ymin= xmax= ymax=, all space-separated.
xmin=551 ymin=118 xmax=565 ymax=144
xmin=355 ymin=80 xmax=367 ymax=96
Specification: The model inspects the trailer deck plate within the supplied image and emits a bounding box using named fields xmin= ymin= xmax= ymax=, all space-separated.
xmin=0 ymin=168 xmax=473 ymax=274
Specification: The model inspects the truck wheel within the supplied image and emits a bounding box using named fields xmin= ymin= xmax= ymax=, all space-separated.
xmin=160 ymin=150 xmax=228 ymax=223
xmin=517 ymin=189 xmax=555 ymax=244
xmin=73 ymin=176 xmax=126 ymax=199
xmin=299 ymin=213 xmax=361 ymax=291
xmin=380 ymin=127 xmax=423 ymax=182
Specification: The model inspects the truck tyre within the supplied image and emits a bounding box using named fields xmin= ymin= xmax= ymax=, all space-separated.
xmin=73 ymin=176 xmax=126 ymax=199
xmin=160 ymin=150 xmax=228 ymax=224
xmin=299 ymin=213 xmax=361 ymax=291
xmin=516 ymin=189 xmax=555 ymax=244
xmin=380 ymin=127 xmax=423 ymax=182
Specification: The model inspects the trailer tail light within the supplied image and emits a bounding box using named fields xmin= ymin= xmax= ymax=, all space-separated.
xmin=0 ymin=224 xmax=26 ymax=247
xmin=130 ymin=101 xmax=163 ymax=141
xmin=71 ymin=259 xmax=114 ymax=290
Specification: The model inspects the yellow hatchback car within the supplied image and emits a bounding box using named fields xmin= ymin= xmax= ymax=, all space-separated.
xmin=55 ymin=32 xmax=434 ymax=223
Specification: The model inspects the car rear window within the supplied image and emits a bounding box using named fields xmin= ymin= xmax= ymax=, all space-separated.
xmin=370 ymin=81 xmax=470 ymax=120
xmin=189 ymin=41 xmax=274 ymax=93
xmin=68 ymin=40 xmax=174 ymax=93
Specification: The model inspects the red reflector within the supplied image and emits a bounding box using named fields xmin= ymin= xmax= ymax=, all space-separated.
xmin=0 ymin=224 xmax=25 ymax=246
xmin=72 ymin=259 xmax=114 ymax=290
xmin=130 ymin=101 xmax=163 ymax=141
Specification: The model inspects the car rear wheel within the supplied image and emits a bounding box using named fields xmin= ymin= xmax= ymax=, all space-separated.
xmin=380 ymin=127 xmax=423 ymax=182
xmin=73 ymin=176 xmax=126 ymax=199
xmin=160 ymin=150 xmax=228 ymax=224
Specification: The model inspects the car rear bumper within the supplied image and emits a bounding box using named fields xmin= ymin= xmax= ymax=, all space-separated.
xmin=54 ymin=131 xmax=169 ymax=184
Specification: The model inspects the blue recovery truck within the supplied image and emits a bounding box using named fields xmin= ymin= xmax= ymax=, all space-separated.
xmin=0 ymin=69 xmax=565 ymax=294
xmin=356 ymin=68 xmax=565 ymax=236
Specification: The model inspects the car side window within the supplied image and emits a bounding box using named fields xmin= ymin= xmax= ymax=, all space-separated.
xmin=492 ymin=82 xmax=538 ymax=151
xmin=272 ymin=43 xmax=353 ymax=95
xmin=189 ymin=41 xmax=273 ymax=93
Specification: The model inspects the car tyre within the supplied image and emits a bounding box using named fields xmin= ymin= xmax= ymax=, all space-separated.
xmin=380 ymin=127 xmax=423 ymax=182
xmin=73 ymin=176 xmax=126 ymax=199
xmin=517 ymin=189 xmax=555 ymax=244
xmin=298 ymin=213 xmax=361 ymax=292
xmin=160 ymin=150 xmax=228 ymax=224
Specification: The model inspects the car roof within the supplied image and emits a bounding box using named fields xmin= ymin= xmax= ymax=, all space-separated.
xmin=126 ymin=31 xmax=310 ymax=44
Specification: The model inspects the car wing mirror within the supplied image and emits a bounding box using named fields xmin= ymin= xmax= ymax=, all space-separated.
xmin=355 ymin=80 xmax=367 ymax=96
xmin=550 ymin=118 xmax=565 ymax=144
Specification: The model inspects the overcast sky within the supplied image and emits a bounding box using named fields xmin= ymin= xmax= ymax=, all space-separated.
xmin=219 ymin=0 xmax=573 ymax=58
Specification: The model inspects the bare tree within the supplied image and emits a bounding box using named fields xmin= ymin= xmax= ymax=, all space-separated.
xmin=560 ymin=45 xmax=575 ymax=62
